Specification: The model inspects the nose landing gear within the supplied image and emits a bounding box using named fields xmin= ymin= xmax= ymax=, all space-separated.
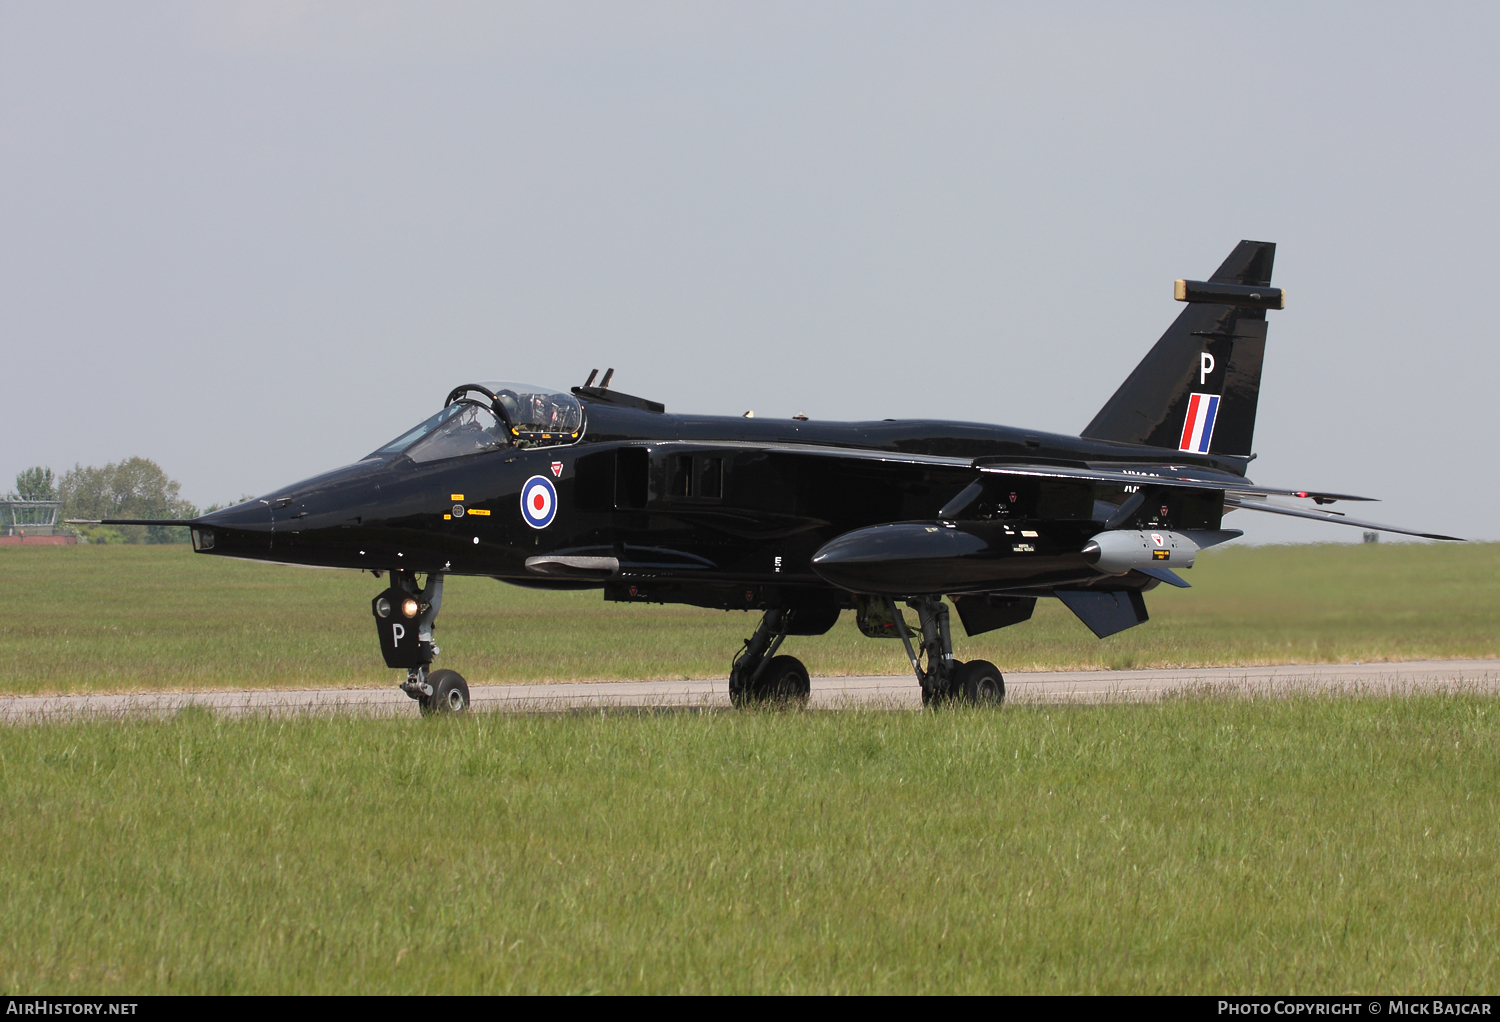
xmin=372 ymin=571 xmax=470 ymax=715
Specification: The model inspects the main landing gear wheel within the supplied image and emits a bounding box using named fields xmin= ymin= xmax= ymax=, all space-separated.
xmin=728 ymin=609 xmax=811 ymax=707
xmin=753 ymin=655 xmax=811 ymax=705
xmin=954 ymin=659 xmax=1005 ymax=706
xmin=886 ymin=598 xmax=1006 ymax=709
xmin=419 ymin=669 xmax=471 ymax=716
xmin=731 ymin=655 xmax=810 ymax=707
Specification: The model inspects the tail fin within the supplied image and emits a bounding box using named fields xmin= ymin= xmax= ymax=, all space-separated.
xmin=1081 ymin=240 xmax=1277 ymax=457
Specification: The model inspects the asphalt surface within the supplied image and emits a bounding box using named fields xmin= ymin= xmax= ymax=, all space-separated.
xmin=4 ymin=660 xmax=1498 ymax=722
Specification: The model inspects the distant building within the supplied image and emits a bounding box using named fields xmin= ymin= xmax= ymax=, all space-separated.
xmin=0 ymin=497 xmax=75 ymax=545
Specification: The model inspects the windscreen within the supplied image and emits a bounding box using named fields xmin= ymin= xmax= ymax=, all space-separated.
xmin=369 ymin=402 xmax=506 ymax=462
xmin=371 ymin=406 xmax=455 ymax=456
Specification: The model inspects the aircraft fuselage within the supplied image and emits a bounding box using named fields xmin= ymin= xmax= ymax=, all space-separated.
xmin=195 ymin=403 xmax=1243 ymax=609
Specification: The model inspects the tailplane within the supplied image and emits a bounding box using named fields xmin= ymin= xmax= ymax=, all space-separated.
xmin=1081 ymin=240 xmax=1280 ymax=458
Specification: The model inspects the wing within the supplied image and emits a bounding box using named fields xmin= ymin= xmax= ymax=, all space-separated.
xmin=1221 ymin=496 xmax=1464 ymax=541
xmin=974 ymin=462 xmax=1462 ymax=540
xmin=975 ymin=460 xmax=1372 ymax=504
xmin=720 ymin=442 xmax=1367 ymax=503
xmin=646 ymin=441 xmax=1463 ymax=541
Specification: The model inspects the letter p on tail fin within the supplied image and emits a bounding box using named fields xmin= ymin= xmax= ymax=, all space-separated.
xmin=1081 ymin=240 xmax=1279 ymax=458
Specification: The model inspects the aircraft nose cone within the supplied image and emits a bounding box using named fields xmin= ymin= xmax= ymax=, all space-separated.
xmin=200 ymin=500 xmax=272 ymax=531
xmin=194 ymin=499 xmax=272 ymax=556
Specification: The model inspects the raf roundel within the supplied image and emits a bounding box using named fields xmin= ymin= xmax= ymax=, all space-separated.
xmin=520 ymin=475 xmax=558 ymax=529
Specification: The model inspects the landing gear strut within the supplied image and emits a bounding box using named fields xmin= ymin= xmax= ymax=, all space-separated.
xmin=889 ymin=597 xmax=1004 ymax=707
xmin=729 ymin=608 xmax=811 ymax=707
xmin=372 ymin=570 xmax=470 ymax=715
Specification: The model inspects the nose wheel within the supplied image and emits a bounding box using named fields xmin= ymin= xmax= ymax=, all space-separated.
xmin=415 ymin=668 xmax=471 ymax=716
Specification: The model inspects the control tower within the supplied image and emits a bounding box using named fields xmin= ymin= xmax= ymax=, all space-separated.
xmin=0 ymin=497 xmax=74 ymax=545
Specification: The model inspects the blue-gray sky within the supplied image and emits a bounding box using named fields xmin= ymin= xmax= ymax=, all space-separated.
xmin=3 ymin=2 xmax=1495 ymax=542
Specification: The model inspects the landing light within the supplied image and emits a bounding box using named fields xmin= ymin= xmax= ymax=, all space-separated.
xmin=401 ymin=598 xmax=420 ymax=618
xmin=375 ymin=598 xmax=391 ymax=618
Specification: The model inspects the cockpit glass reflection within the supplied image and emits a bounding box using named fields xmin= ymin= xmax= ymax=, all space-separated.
xmin=372 ymin=406 xmax=455 ymax=456
xmin=404 ymin=403 xmax=507 ymax=463
xmin=367 ymin=382 xmax=584 ymax=461
xmin=481 ymin=383 xmax=584 ymax=438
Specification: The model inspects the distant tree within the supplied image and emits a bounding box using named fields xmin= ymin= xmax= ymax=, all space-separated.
xmin=14 ymin=466 xmax=56 ymax=501
xmin=59 ymin=458 xmax=199 ymax=544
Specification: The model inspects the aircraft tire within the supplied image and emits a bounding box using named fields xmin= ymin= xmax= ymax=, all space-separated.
xmin=422 ymin=669 xmax=471 ymax=715
xmin=735 ymin=655 xmax=811 ymax=707
xmin=762 ymin=655 xmax=811 ymax=703
xmin=955 ymin=659 xmax=1005 ymax=707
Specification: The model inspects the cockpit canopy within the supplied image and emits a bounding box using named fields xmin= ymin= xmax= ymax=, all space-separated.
xmin=370 ymin=382 xmax=584 ymax=463
xmin=483 ymin=382 xmax=584 ymax=437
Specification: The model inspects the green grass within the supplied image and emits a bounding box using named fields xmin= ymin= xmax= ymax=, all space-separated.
xmin=2 ymin=696 xmax=1497 ymax=993
xmin=2 ymin=542 xmax=1497 ymax=693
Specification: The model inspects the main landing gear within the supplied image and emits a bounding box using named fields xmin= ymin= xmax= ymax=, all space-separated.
xmin=889 ymin=597 xmax=1005 ymax=707
xmin=729 ymin=608 xmax=812 ymax=707
xmin=372 ymin=570 xmax=470 ymax=716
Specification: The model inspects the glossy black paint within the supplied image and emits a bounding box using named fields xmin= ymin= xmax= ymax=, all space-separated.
xmin=194 ymin=400 xmax=1237 ymax=602
xmin=168 ymin=239 xmax=1457 ymax=677
xmin=1085 ymin=239 xmax=1277 ymax=456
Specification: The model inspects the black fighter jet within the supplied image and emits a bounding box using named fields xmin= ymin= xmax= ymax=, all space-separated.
xmin=76 ymin=241 xmax=1460 ymax=713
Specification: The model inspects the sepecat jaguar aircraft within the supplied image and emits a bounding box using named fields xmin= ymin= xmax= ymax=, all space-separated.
xmin=76 ymin=241 xmax=1461 ymax=713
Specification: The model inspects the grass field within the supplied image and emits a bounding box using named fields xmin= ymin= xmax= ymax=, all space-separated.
xmin=4 ymin=545 xmax=1497 ymax=994
xmin=1 ymin=695 xmax=1496 ymax=994
xmin=1 ymin=542 xmax=1497 ymax=694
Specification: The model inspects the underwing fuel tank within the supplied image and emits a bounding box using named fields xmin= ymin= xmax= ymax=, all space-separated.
xmin=1081 ymin=529 xmax=1241 ymax=576
xmin=810 ymin=521 xmax=1098 ymax=595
